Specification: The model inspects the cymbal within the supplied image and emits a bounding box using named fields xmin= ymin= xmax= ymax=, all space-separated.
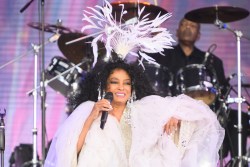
xmin=185 ymin=6 xmax=249 ymax=23
xmin=28 ymin=22 xmax=72 ymax=34
xmin=57 ymin=33 xmax=106 ymax=70
xmin=111 ymin=2 xmax=168 ymax=23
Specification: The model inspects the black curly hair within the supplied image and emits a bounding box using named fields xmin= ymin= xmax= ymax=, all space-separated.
xmin=67 ymin=58 xmax=156 ymax=112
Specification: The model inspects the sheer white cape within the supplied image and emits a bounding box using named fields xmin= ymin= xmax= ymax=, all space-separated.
xmin=45 ymin=94 xmax=224 ymax=167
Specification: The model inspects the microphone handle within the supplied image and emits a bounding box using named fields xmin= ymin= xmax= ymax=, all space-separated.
xmin=99 ymin=92 xmax=113 ymax=130
xmin=100 ymin=111 xmax=108 ymax=129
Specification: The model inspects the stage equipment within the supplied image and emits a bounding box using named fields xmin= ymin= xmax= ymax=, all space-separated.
xmin=111 ymin=1 xmax=168 ymax=23
xmin=185 ymin=5 xmax=250 ymax=166
xmin=28 ymin=22 xmax=72 ymax=34
xmin=0 ymin=109 xmax=6 ymax=167
xmin=44 ymin=56 xmax=86 ymax=97
xmin=143 ymin=62 xmax=173 ymax=97
xmin=185 ymin=6 xmax=249 ymax=23
xmin=176 ymin=64 xmax=218 ymax=105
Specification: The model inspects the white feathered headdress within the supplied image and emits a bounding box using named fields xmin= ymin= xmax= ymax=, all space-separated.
xmin=81 ymin=0 xmax=175 ymax=68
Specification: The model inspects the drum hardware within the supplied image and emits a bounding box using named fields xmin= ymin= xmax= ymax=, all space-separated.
xmin=28 ymin=21 xmax=81 ymax=159
xmin=227 ymin=97 xmax=246 ymax=104
xmin=0 ymin=32 xmax=60 ymax=70
xmin=0 ymin=109 xmax=6 ymax=167
xmin=202 ymin=43 xmax=217 ymax=65
xmin=20 ymin=0 xmax=35 ymax=13
xmin=218 ymin=24 xmax=250 ymax=166
xmin=26 ymin=55 xmax=87 ymax=167
xmin=185 ymin=6 xmax=250 ymax=166
xmin=233 ymin=84 xmax=250 ymax=88
xmin=28 ymin=22 xmax=73 ymax=34
xmin=0 ymin=27 xmax=61 ymax=167
xmin=11 ymin=12 xmax=65 ymax=166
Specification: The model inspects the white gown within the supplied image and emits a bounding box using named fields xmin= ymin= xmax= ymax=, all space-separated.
xmin=45 ymin=94 xmax=224 ymax=167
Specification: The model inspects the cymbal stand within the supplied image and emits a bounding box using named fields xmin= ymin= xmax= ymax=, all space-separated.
xmin=0 ymin=33 xmax=60 ymax=70
xmin=39 ymin=0 xmax=47 ymax=164
xmin=0 ymin=109 xmax=6 ymax=167
xmin=0 ymin=32 xmax=60 ymax=167
xmin=30 ymin=39 xmax=41 ymax=167
xmin=214 ymin=17 xmax=250 ymax=167
xmin=28 ymin=35 xmax=60 ymax=167
xmin=229 ymin=86 xmax=250 ymax=166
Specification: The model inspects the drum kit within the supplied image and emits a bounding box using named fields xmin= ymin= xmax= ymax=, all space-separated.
xmin=3 ymin=1 xmax=250 ymax=167
xmin=25 ymin=4 xmax=247 ymax=105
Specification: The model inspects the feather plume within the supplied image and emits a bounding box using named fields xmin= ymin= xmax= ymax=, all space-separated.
xmin=81 ymin=0 xmax=175 ymax=67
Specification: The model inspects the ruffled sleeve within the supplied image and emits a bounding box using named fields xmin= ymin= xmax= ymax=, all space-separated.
xmin=129 ymin=94 xmax=224 ymax=167
xmin=44 ymin=101 xmax=94 ymax=167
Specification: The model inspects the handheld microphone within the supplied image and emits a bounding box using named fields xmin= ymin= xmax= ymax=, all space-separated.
xmin=100 ymin=92 xmax=113 ymax=129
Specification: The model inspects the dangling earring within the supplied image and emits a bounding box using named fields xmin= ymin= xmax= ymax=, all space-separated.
xmin=127 ymin=89 xmax=136 ymax=107
xmin=102 ymin=91 xmax=106 ymax=99
xmin=132 ymin=89 xmax=136 ymax=102
xmin=125 ymin=89 xmax=135 ymax=125
xmin=98 ymin=83 xmax=101 ymax=100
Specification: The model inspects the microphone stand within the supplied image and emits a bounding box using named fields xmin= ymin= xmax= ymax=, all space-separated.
xmin=20 ymin=0 xmax=35 ymax=13
xmin=0 ymin=34 xmax=60 ymax=69
xmin=0 ymin=109 xmax=6 ymax=167
xmin=214 ymin=15 xmax=250 ymax=167
xmin=39 ymin=0 xmax=47 ymax=164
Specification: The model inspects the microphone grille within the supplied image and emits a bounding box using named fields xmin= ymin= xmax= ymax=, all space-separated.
xmin=104 ymin=92 xmax=113 ymax=102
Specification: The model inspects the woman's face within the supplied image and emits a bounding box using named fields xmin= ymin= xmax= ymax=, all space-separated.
xmin=106 ymin=68 xmax=132 ymax=106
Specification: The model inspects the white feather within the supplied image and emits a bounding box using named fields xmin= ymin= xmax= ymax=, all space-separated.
xmin=81 ymin=0 xmax=175 ymax=67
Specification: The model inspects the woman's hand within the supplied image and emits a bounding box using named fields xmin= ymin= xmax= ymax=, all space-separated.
xmin=77 ymin=99 xmax=113 ymax=154
xmin=164 ymin=117 xmax=179 ymax=135
xmin=88 ymin=99 xmax=113 ymax=121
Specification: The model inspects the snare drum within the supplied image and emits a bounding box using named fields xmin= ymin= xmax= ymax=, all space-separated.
xmin=143 ymin=62 xmax=173 ymax=97
xmin=176 ymin=64 xmax=218 ymax=105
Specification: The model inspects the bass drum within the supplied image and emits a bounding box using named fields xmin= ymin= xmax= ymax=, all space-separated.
xmin=176 ymin=64 xmax=218 ymax=105
xmin=143 ymin=62 xmax=173 ymax=97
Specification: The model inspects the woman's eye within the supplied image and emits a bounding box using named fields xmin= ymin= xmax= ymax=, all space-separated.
xmin=124 ymin=82 xmax=131 ymax=85
xmin=110 ymin=81 xmax=118 ymax=84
